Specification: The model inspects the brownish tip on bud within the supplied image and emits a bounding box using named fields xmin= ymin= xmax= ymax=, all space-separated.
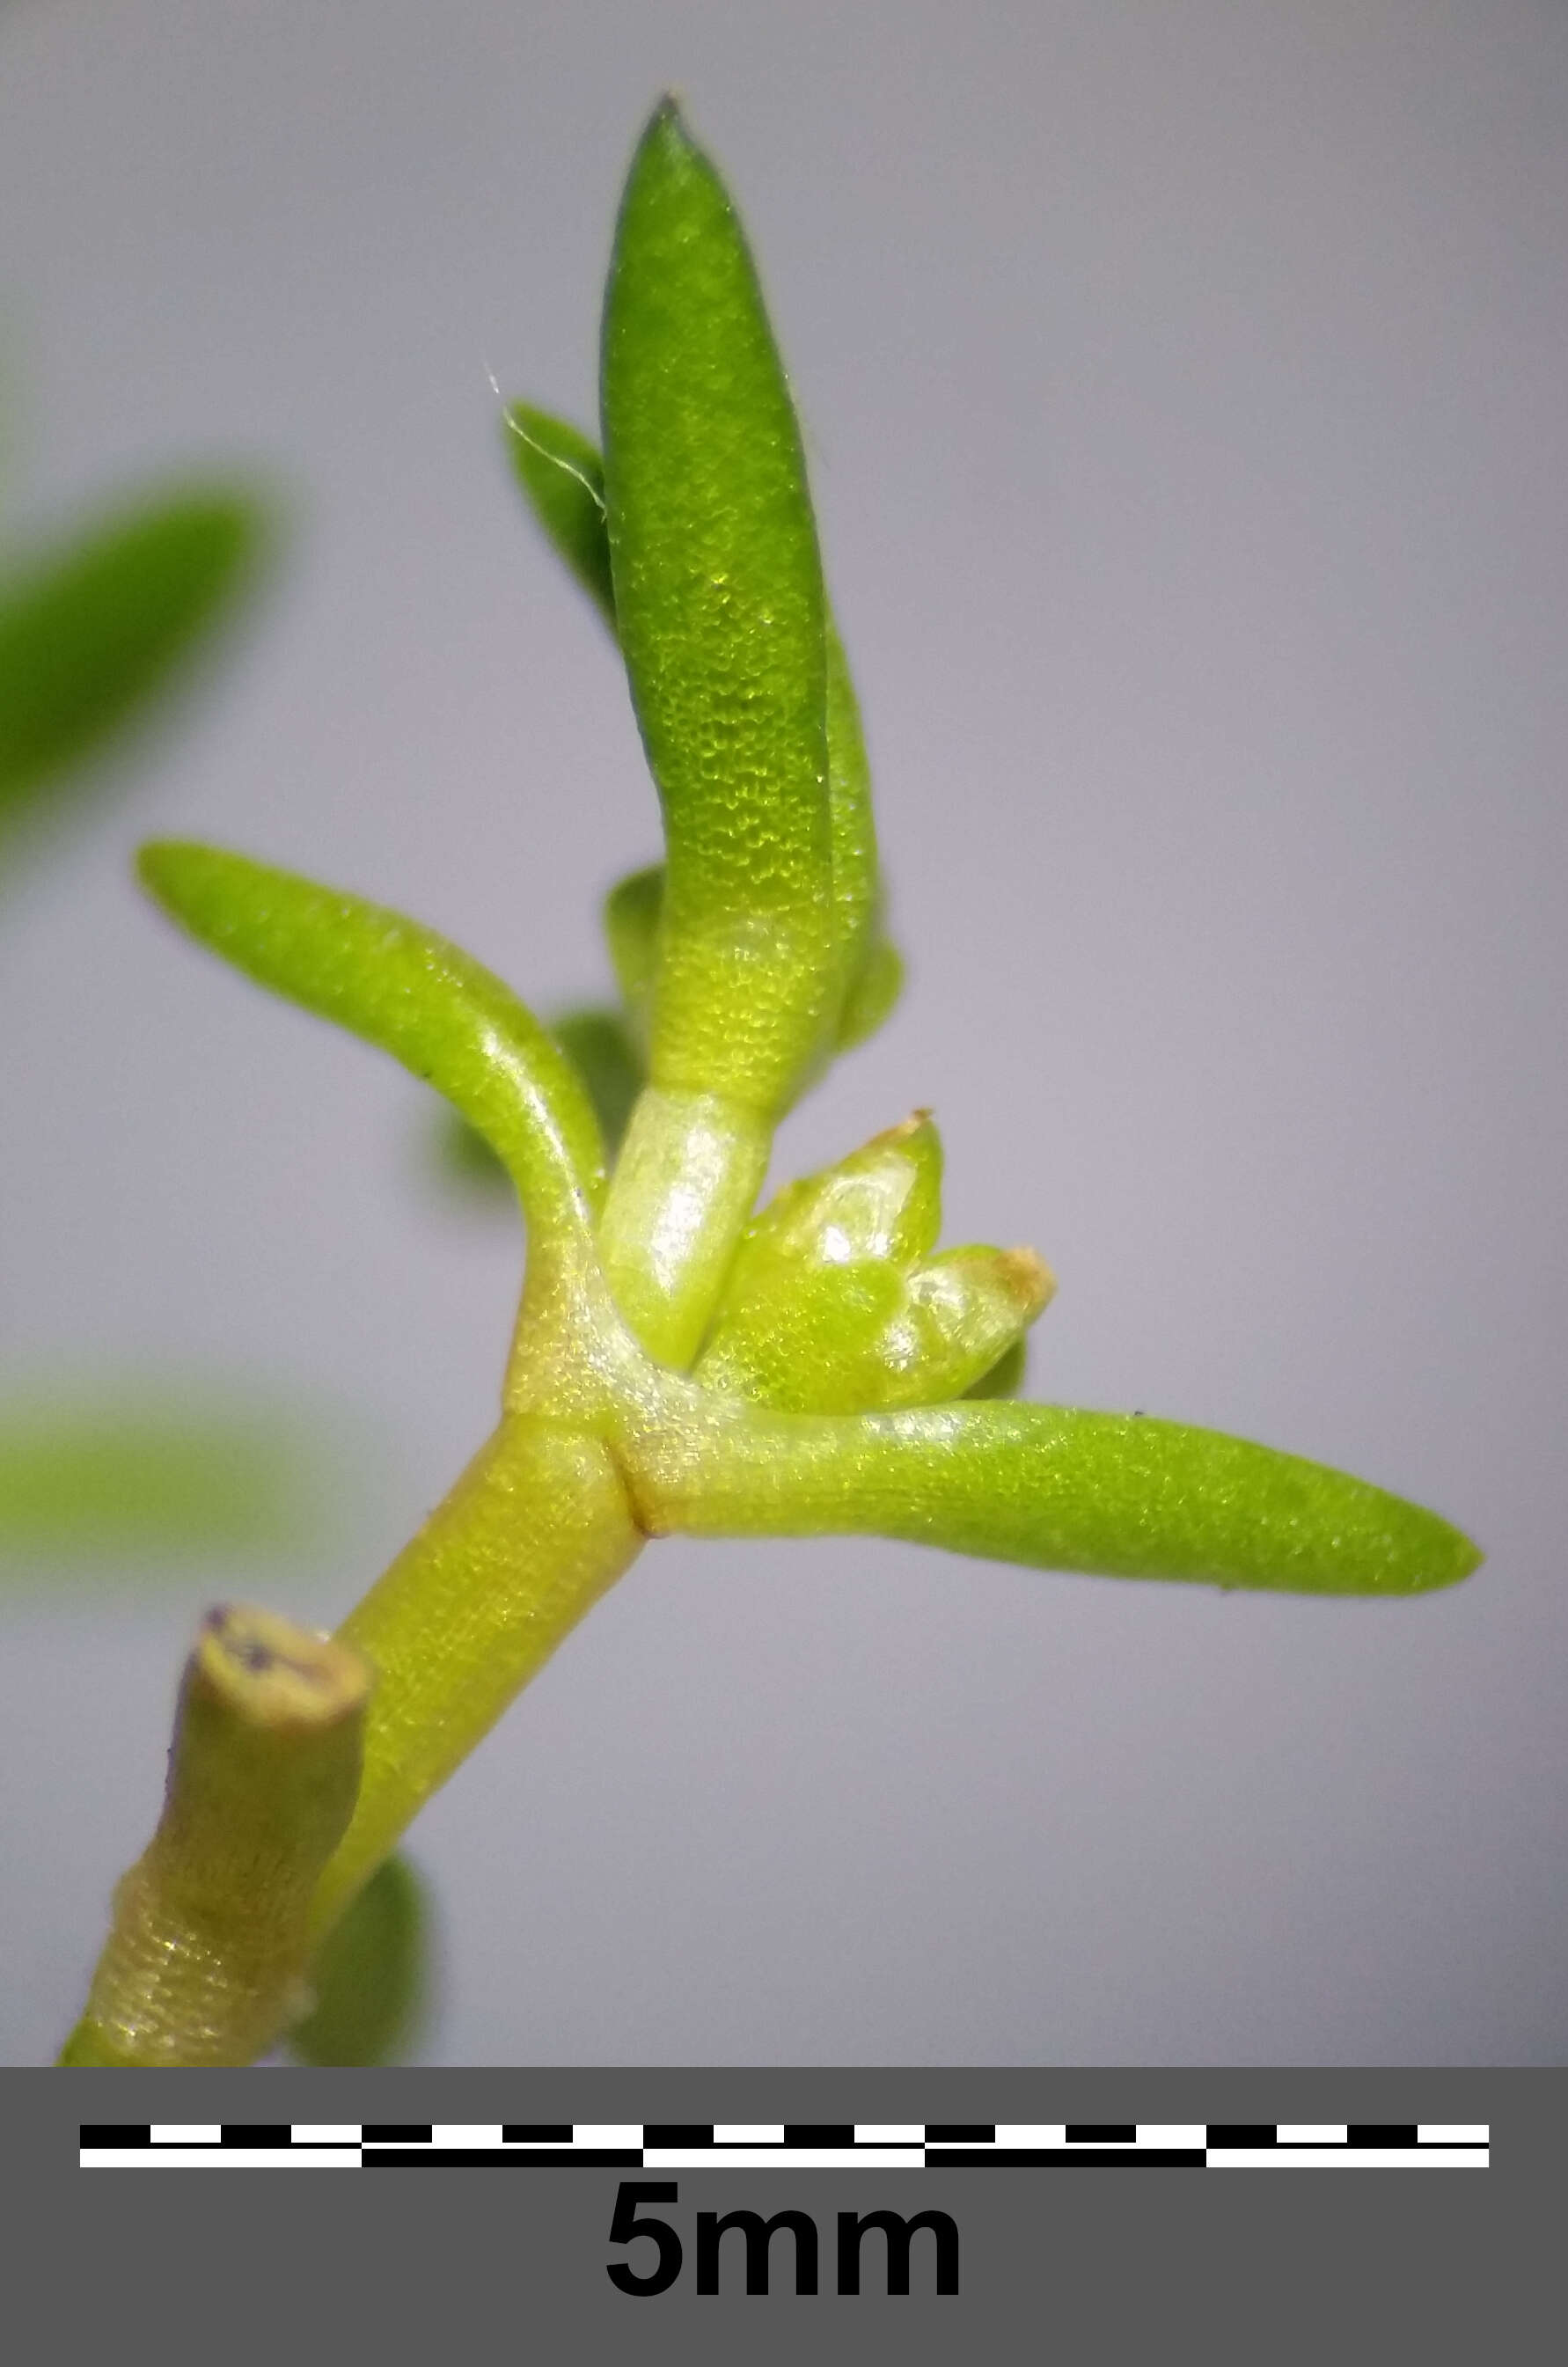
xmin=993 ymin=1247 xmax=1056 ymax=1319
xmin=867 ymin=1108 xmax=934 ymax=1150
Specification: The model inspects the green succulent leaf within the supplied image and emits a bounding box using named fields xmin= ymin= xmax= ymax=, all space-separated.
xmin=0 ymin=490 xmax=265 ymax=843
xmin=432 ymin=1006 xmax=644 ymax=1198
xmin=503 ymin=403 xmax=616 ymax=627
xmin=834 ymin=934 xmax=905 ymax=1052
xmin=138 ymin=841 xmax=605 ymax=1238
xmin=819 ymin=617 xmax=905 ymax=1051
xmin=822 ymin=624 xmax=876 ymax=988
xmin=505 ymin=416 xmax=902 ymax=1060
xmin=633 ymin=1402 xmax=1482 ymax=1596
xmin=601 ymin=99 xmax=836 ymax=1117
xmin=288 ymin=1853 xmax=430 ymax=2067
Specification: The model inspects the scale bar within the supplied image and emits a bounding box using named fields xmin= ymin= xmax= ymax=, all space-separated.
xmin=79 ymin=2122 xmax=1490 ymax=2173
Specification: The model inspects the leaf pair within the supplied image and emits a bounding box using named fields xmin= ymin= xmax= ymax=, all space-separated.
xmin=138 ymin=832 xmax=1478 ymax=1598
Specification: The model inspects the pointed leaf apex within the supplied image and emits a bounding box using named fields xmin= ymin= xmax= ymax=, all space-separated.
xmin=629 ymin=95 xmax=701 ymax=186
xmin=647 ymin=92 xmax=692 ymax=144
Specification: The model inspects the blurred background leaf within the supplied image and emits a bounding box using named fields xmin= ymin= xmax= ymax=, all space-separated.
xmin=430 ymin=1103 xmax=514 ymax=1199
xmin=0 ymin=486 xmax=269 ymax=861
xmin=0 ymin=1381 xmax=340 ymax=1581
xmin=287 ymin=1851 xmax=431 ymax=2066
xmin=549 ymin=1005 xmax=643 ymax=1151
xmin=0 ymin=429 xmax=341 ymax=1583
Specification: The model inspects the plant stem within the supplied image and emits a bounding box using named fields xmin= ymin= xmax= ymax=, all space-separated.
xmin=61 ymin=1411 xmax=643 ymax=2063
xmin=596 ymin=1083 xmax=770 ymax=1367
xmin=308 ymin=1411 xmax=642 ymax=1943
xmin=59 ymin=1607 xmax=369 ymax=2067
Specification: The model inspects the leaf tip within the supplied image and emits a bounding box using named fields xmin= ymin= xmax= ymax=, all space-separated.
xmin=135 ymin=835 xmax=180 ymax=898
xmin=1338 ymin=1490 xmax=1483 ymax=1597
xmin=629 ymin=92 xmax=708 ymax=191
xmin=1437 ymin=1522 xmax=1484 ymax=1587
xmin=648 ymin=90 xmax=692 ymax=140
xmin=136 ymin=835 xmax=209 ymax=914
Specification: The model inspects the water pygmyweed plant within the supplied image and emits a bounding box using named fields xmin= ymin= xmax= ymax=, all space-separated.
xmin=60 ymin=98 xmax=1480 ymax=2068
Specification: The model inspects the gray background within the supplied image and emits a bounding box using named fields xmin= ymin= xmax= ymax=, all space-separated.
xmin=2 ymin=0 xmax=1563 ymax=2064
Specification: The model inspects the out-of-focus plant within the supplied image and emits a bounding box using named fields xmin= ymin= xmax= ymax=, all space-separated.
xmin=59 ymin=99 xmax=1478 ymax=2070
xmin=0 ymin=377 xmax=436 ymax=2059
xmin=0 ymin=487 xmax=259 ymax=855
xmin=0 ymin=1384 xmax=316 ymax=1568
xmin=0 ymin=393 xmax=437 ymax=2057
xmin=0 ymin=457 xmax=334 ymax=1567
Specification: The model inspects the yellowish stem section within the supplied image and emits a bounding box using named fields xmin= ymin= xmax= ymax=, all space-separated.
xmin=60 ymin=1607 xmax=369 ymax=2067
xmin=596 ymin=1084 xmax=771 ymax=1368
xmin=310 ymin=1413 xmax=643 ymax=1941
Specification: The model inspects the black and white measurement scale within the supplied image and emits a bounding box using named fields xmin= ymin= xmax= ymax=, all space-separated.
xmin=80 ymin=2120 xmax=1489 ymax=2170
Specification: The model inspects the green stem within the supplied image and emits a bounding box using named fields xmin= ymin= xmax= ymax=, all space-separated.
xmin=62 ymin=1411 xmax=644 ymax=2063
xmin=596 ymin=1083 xmax=771 ymax=1367
xmin=60 ymin=1607 xmax=369 ymax=2067
xmin=309 ymin=1411 xmax=643 ymax=1942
